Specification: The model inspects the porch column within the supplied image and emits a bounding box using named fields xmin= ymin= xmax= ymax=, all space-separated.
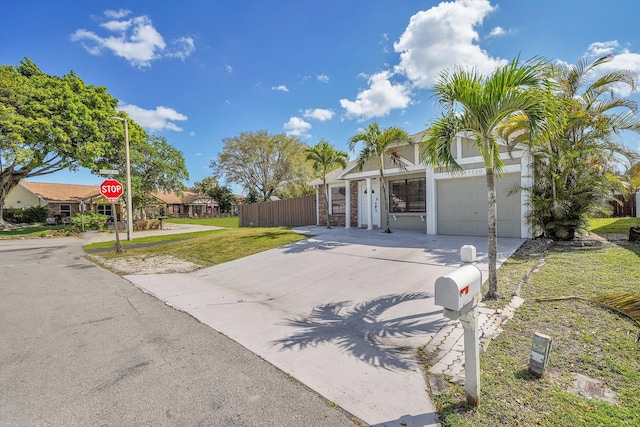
xmin=315 ymin=186 xmax=320 ymax=226
xmin=520 ymin=149 xmax=534 ymax=238
xmin=426 ymin=168 xmax=437 ymax=235
xmin=344 ymin=180 xmax=351 ymax=229
xmin=366 ymin=177 xmax=373 ymax=230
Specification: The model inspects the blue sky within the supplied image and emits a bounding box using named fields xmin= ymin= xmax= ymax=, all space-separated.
xmin=3 ymin=0 xmax=640 ymax=193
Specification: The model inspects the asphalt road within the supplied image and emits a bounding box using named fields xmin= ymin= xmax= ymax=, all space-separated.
xmin=0 ymin=237 xmax=358 ymax=426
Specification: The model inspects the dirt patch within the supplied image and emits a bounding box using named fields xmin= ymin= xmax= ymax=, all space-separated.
xmin=87 ymin=254 xmax=202 ymax=275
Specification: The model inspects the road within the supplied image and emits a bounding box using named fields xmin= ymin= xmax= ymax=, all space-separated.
xmin=0 ymin=237 xmax=358 ymax=426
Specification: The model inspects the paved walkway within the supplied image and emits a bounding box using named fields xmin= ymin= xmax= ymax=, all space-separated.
xmin=120 ymin=225 xmax=525 ymax=427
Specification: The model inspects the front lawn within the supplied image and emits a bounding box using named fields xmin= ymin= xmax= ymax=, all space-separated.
xmin=428 ymin=241 xmax=640 ymax=426
xmin=94 ymin=227 xmax=307 ymax=265
xmin=162 ymin=216 xmax=239 ymax=228
xmin=0 ymin=225 xmax=78 ymax=238
xmin=587 ymin=217 xmax=640 ymax=234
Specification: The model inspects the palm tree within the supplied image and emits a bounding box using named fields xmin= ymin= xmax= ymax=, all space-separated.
xmin=421 ymin=56 xmax=549 ymax=300
xmin=500 ymin=54 xmax=640 ymax=239
xmin=348 ymin=123 xmax=409 ymax=233
xmin=305 ymin=140 xmax=349 ymax=228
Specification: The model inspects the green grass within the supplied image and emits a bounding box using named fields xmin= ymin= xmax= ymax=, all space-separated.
xmin=162 ymin=216 xmax=239 ymax=228
xmin=83 ymin=230 xmax=220 ymax=251
xmin=587 ymin=217 xmax=640 ymax=234
xmin=95 ymin=227 xmax=307 ymax=265
xmin=0 ymin=225 xmax=78 ymax=238
xmin=428 ymin=241 xmax=640 ymax=426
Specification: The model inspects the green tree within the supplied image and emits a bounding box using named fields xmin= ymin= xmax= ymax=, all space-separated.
xmin=192 ymin=176 xmax=219 ymax=195
xmin=421 ymin=57 xmax=549 ymax=300
xmin=211 ymin=130 xmax=310 ymax=201
xmin=0 ymin=58 xmax=122 ymax=225
xmin=348 ymin=122 xmax=409 ymax=233
xmin=305 ymin=139 xmax=349 ymax=228
xmin=127 ymin=133 xmax=188 ymax=218
xmin=501 ymin=55 xmax=640 ymax=239
xmin=208 ymin=184 xmax=236 ymax=213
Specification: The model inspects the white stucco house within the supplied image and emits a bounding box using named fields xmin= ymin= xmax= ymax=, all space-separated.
xmin=310 ymin=132 xmax=533 ymax=239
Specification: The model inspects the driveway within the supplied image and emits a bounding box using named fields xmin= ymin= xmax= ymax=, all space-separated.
xmin=126 ymin=227 xmax=524 ymax=427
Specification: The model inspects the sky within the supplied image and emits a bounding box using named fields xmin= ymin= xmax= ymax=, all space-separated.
xmin=3 ymin=0 xmax=640 ymax=194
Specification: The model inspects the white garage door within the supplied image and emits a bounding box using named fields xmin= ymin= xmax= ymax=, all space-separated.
xmin=437 ymin=173 xmax=521 ymax=238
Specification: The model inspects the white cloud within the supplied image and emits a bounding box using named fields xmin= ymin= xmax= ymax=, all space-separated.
xmin=225 ymin=64 xmax=233 ymax=73
xmin=489 ymin=26 xmax=507 ymax=37
xmin=339 ymin=71 xmax=411 ymax=121
xmin=118 ymin=104 xmax=188 ymax=132
xmin=317 ymin=74 xmax=329 ymax=83
xmin=283 ymin=117 xmax=312 ymax=138
xmin=393 ymin=0 xmax=506 ymax=88
xmin=104 ymin=9 xmax=131 ymax=19
xmin=189 ymin=131 xmax=196 ymax=137
xmin=583 ymin=41 xmax=640 ymax=97
xmin=302 ymin=108 xmax=335 ymax=121
xmin=272 ymin=85 xmax=289 ymax=92
xmin=71 ymin=11 xmax=195 ymax=68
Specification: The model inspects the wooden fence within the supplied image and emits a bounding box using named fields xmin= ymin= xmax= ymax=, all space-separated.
xmin=610 ymin=192 xmax=637 ymax=217
xmin=239 ymin=195 xmax=317 ymax=227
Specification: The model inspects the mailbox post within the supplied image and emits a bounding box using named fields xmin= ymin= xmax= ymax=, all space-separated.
xmin=434 ymin=264 xmax=482 ymax=406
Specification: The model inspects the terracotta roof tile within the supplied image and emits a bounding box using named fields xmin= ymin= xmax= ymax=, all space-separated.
xmin=21 ymin=181 xmax=102 ymax=202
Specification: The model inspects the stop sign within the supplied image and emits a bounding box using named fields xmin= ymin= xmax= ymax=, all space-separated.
xmin=100 ymin=179 xmax=124 ymax=202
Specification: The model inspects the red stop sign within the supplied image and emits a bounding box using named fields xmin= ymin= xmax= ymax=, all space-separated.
xmin=100 ymin=179 xmax=124 ymax=201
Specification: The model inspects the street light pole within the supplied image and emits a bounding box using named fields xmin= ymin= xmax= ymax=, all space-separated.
xmin=111 ymin=116 xmax=134 ymax=241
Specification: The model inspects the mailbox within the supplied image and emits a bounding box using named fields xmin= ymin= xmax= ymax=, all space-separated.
xmin=435 ymin=264 xmax=482 ymax=314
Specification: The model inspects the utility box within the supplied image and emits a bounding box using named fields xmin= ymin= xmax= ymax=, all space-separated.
xmin=529 ymin=332 xmax=552 ymax=378
xmin=435 ymin=264 xmax=482 ymax=313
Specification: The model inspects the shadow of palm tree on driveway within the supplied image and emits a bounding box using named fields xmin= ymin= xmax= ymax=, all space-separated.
xmin=273 ymin=292 xmax=445 ymax=371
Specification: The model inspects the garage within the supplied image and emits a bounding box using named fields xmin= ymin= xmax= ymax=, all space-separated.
xmin=436 ymin=173 xmax=522 ymax=238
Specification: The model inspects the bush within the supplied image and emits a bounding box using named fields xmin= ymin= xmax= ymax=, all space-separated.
xmin=72 ymin=212 xmax=108 ymax=230
xmin=4 ymin=206 xmax=49 ymax=224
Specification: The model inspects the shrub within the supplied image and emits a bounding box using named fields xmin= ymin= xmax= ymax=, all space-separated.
xmin=72 ymin=212 xmax=108 ymax=230
xmin=5 ymin=206 xmax=49 ymax=224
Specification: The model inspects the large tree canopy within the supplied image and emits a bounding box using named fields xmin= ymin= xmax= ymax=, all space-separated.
xmin=0 ymin=58 xmax=188 ymax=223
xmin=210 ymin=130 xmax=310 ymax=201
xmin=0 ymin=58 xmax=125 ymax=217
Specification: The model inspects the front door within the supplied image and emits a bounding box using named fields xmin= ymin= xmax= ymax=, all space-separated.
xmin=358 ymin=180 xmax=381 ymax=228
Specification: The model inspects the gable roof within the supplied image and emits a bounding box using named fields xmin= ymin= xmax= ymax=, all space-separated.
xmin=151 ymin=190 xmax=217 ymax=206
xmin=20 ymin=181 xmax=102 ymax=202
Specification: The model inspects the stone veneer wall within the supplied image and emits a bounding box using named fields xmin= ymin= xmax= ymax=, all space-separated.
xmin=317 ymin=181 xmax=358 ymax=227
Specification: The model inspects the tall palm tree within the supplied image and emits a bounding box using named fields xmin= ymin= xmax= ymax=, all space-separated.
xmin=421 ymin=56 xmax=549 ymax=300
xmin=305 ymin=140 xmax=349 ymax=228
xmin=349 ymin=122 xmax=409 ymax=233
xmin=500 ymin=54 xmax=640 ymax=239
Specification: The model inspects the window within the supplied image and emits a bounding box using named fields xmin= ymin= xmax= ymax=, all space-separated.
xmin=97 ymin=205 xmax=113 ymax=217
xmin=390 ymin=178 xmax=426 ymax=213
xmin=330 ymin=186 xmax=346 ymax=214
xmin=172 ymin=205 xmax=182 ymax=214
xmin=60 ymin=204 xmax=71 ymax=216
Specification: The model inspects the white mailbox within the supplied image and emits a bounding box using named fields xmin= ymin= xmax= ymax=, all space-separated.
xmin=435 ymin=264 xmax=482 ymax=313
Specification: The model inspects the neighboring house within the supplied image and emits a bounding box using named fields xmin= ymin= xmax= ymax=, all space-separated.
xmin=310 ymin=132 xmax=533 ymax=239
xmin=148 ymin=191 xmax=219 ymax=218
xmin=4 ymin=181 xmax=119 ymax=222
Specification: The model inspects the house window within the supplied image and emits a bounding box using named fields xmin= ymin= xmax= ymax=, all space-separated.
xmin=330 ymin=186 xmax=346 ymax=214
xmin=60 ymin=204 xmax=71 ymax=217
xmin=172 ymin=205 xmax=182 ymax=214
xmin=390 ymin=178 xmax=426 ymax=213
xmin=97 ymin=205 xmax=112 ymax=217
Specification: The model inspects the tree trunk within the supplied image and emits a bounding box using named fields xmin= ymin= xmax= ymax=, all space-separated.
xmin=323 ymin=180 xmax=331 ymax=228
xmin=380 ymin=170 xmax=391 ymax=233
xmin=485 ymin=168 xmax=500 ymax=300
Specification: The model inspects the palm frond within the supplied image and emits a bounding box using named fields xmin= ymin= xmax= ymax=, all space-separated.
xmin=591 ymin=292 xmax=640 ymax=328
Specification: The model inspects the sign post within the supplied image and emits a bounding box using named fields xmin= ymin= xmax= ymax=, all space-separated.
xmin=100 ymin=179 xmax=124 ymax=254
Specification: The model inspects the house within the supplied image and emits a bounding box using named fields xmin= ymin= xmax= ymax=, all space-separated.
xmin=310 ymin=132 xmax=532 ymax=239
xmin=147 ymin=191 xmax=219 ymax=218
xmin=4 ymin=181 xmax=118 ymax=222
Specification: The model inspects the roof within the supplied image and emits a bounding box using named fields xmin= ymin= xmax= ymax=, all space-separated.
xmin=151 ymin=190 xmax=217 ymax=206
xmin=309 ymin=160 xmax=358 ymax=186
xmin=20 ymin=181 xmax=102 ymax=202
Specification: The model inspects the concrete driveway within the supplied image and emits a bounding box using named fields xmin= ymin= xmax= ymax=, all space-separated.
xmin=126 ymin=227 xmax=524 ymax=427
